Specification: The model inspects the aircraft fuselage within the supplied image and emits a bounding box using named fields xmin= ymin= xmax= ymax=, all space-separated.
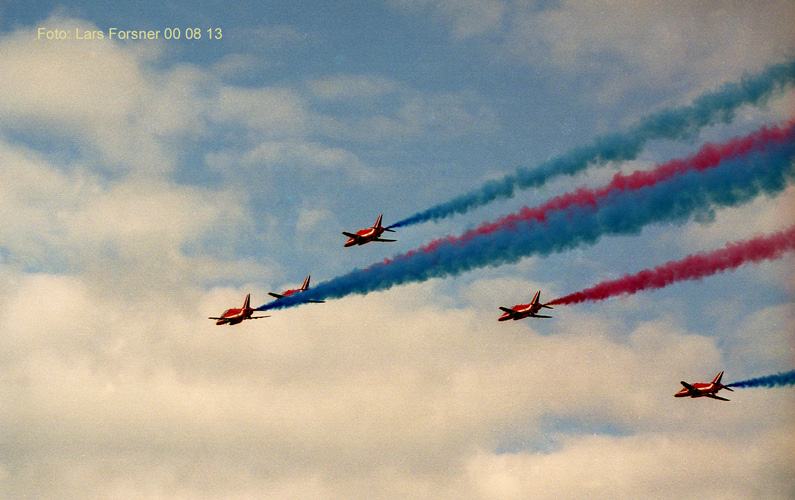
xmin=498 ymin=291 xmax=553 ymax=321
xmin=498 ymin=303 xmax=544 ymax=321
xmin=210 ymin=294 xmax=269 ymax=325
xmin=674 ymin=371 xmax=733 ymax=401
xmin=343 ymin=215 xmax=396 ymax=247
xmin=344 ymin=227 xmax=386 ymax=247
xmin=214 ymin=307 xmax=255 ymax=325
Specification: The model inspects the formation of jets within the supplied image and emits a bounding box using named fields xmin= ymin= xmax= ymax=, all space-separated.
xmin=210 ymin=213 xmax=396 ymax=326
xmin=208 ymin=213 xmax=738 ymax=403
xmin=208 ymin=214 xmax=401 ymax=327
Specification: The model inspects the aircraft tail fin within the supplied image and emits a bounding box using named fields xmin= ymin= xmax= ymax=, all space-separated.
xmin=243 ymin=294 xmax=251 ymax=309
xmin=374 ymin=214 xmax=383 ymax=228
xmin=531 ymin=291 xmax=553 ymax=309
xmin=301 ymin=275 xmax=311 ymax=291
xmin=712 ymin=371 xmax=734 ymax=391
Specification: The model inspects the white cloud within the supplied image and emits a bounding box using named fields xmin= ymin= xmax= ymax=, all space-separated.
xmin=0 ymin=17 xmax=185 ymax=174
xmin=238 ymin=139 xmax=380 ymax=181
xmin=397 ymin=1 xmax=795 ymax=106
xmin=466 ymin=430 xmax=795 ymax=500
xmin=0 ymin=138 xmax=272 ymax=298
xmin=390 ymin=0 xmax=509 ymax=39
xmin=1 ymin=277 xmax=791 ymax=498
xmin=678 ymin=184 xmax=795 ymax=250
xmin=0 ymin=19 xmax=151 ymax=122
xmin=308 ymin=74 xmax=402 ymax=101
xmin=723 ymin=303 xmax=795 ymax=373
xmin=210 ymin=86 xmax=309 ymax=138
xmin=519 ymin=1 xmax=794 ymax=77
xmin=312 ymin=88 xmax=499 ymax=144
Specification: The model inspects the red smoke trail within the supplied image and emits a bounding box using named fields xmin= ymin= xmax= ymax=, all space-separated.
xmin=548 ymin=225 xmax=795 ymax=306
xmin=402 ymin=120 xmax=795 ymax=259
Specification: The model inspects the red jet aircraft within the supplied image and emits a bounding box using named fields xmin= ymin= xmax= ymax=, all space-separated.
xmin=498 ymin=291 xmax=553 ymax=321
xmin=343 ymin=214 xmax=396 ymax=247
xmin=209 ymin=294 xmax=270 ymax=325
xmin=268 ymin=275 xmax=325 ymax=303
xmin=674 ymin=371 xmax=734 ymax=401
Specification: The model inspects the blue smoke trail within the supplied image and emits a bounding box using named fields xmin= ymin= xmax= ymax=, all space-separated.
xmin=727 ymin=370 xmax=795 ymax=388
xmin=258 ymin=139 xmax=795 ymax=310
xmin=390 ymin=60 xmax=795 ymax=229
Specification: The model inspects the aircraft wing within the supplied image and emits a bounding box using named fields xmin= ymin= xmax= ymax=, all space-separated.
xmin=705 ymin=394 xmax=730 ymax=401
xmin=342 ymin=232 xmax=360 ymax=239
xmin=268 ymin=292 xmax=284 ymax=299
xmin=499 ymin=307 xmax=515 ymax=314
xmin=373 ymin=238 xmax=397 ymax=242
xmin=249 ymin=315 xmax=270 ymax=320
xmin=306 ymin=300 xmax=326 ymax=303
xmin=208 ymin=317 xmax=226 ymax=320
xmin=680 ymin=381 xmax=697 ymax=391
xmin=532 ymin=314 xmax=553 ymax=319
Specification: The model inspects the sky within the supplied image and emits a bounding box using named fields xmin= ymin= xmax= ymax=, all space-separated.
xmin=0 ymin=1 xmax=794 ymax=499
